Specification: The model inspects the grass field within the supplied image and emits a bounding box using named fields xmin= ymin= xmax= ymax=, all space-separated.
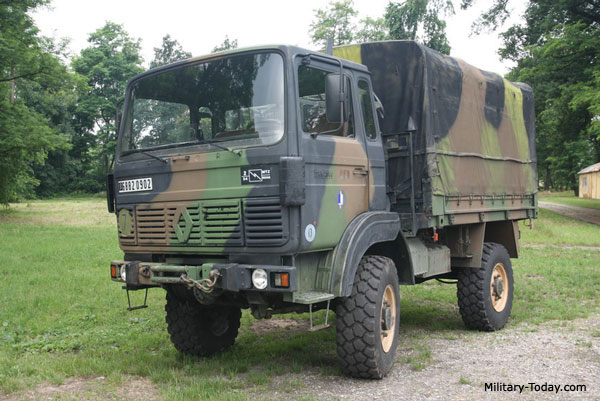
xmin=1 ymin=199 xmax=599 ymax=400
xmin=539 ymin=191 xmax=600 ymax=210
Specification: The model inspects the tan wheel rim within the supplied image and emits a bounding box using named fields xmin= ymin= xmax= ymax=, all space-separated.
xmin=490 ymin=263 xmax=509 ymax=312
xmin=380 ymin=284 xmax=396 ymax=353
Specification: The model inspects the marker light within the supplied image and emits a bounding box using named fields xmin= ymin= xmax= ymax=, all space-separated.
xmin=273 ymin=273 xmax=290 ymax=288
xmin=252 ymin=269 xmax=268 ymax=290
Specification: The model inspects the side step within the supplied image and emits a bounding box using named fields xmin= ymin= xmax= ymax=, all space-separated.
xmin=293 ymin=291 xmax=334 ymax=304
xmin=293 ymin=292 xmax=335 ymax=331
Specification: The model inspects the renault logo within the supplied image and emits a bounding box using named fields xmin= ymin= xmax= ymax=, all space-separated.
xmin=174 ymin=208 xmax=193 ymax=243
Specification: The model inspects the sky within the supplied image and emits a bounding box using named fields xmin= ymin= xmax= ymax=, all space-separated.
xmin=33 ymin=0 xmax=524 ymax=75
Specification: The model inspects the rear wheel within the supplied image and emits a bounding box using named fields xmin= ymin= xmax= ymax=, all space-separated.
xmin=335 ymin=255 xmax=400 ymax=379
xmin=165 ymin=291 xmax=241 ymax=356
xmin=457 ymin=242 xmax=514 ymax=331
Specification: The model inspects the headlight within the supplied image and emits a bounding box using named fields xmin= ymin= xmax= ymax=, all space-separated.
xmin=120 ymin=265 xmax=127 ymax=282
xmin=252 ymin=269 xmax=268 ymax=290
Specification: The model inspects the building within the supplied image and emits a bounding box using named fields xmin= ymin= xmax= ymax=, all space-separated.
xmin=578 ymin=162 xmax=600 ymax=199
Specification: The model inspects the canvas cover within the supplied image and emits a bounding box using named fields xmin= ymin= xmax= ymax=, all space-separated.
xmin=334 ymin=41 xmax=537 ymax=210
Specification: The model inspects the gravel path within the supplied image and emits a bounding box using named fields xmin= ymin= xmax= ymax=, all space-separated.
xmin=539 ymin=201 xmax=600 ymax=226
xmin=278 ymin=315 xmax=600 ymax=401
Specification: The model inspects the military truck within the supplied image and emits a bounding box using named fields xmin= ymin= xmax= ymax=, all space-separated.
xmin=108 ymin=41 xmax=537 ymax=379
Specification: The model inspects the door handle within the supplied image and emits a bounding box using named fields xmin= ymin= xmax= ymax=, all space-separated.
xmin=353 ymin=167 xmax=369 ymax=176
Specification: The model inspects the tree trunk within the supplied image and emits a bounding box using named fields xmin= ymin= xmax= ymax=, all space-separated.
xmin=544 ymin=166 xmax=552 ymax=191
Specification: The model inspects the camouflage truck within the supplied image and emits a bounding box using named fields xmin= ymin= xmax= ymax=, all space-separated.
xmin=108 ymin=41 xmax=537 ymax=379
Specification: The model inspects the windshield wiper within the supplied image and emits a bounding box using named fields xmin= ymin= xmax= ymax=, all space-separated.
xmin=197 ymin=140 xmax=241 ymax=157
xmin=123 ymin=149 xmax=168 ymax=163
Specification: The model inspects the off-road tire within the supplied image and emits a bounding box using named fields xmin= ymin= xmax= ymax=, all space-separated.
xmin=165 ymin=291 xmax=241 ymax=356
xmin=335 ymin=255 xmax=400 ymax=379
xmin=457 ymin=242 xmax=514 ymax=331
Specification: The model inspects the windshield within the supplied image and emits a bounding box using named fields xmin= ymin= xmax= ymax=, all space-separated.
xmin=120 ymin=52 xmax=284 ymax=156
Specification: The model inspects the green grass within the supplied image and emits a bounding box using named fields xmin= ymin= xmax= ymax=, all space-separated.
xmin=519 ymin=208 xmax=600 ymax=247
xmin=539 ymin=191 xmax=600 ymax=210
xmin=1 ymin=198 xmax=599 ymax=400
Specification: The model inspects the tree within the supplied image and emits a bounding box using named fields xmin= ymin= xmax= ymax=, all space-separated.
xmin=71 ymin=22 xmax=144 ymax=187
xmin=384 ymin=0 xmax=454 ymax=54
xmin=309 ymin=0 xmax=358 ymax=47
xmin=464 ymin=0 xmax=600 ymax=192
xmin=151 ymin=34 xmax=192 ymax=68
xmin=355 ymin=17 xmax=389 ymax=42
xmin=23 ymin=38 xmax=89 ymax=197
xmin=0 ymin=0 xmax=70 ymax=203
xmin=212 ymin=36 xmax=238 ymax=53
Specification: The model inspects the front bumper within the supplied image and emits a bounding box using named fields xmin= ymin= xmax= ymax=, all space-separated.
xmin=110 ymin=261 xmax=297 ymax=292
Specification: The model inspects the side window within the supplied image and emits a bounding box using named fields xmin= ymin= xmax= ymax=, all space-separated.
xmin=358 ymin=79 xmax=377 ymax=140
xmin=298 ymin=65 xmax=354 ymax=137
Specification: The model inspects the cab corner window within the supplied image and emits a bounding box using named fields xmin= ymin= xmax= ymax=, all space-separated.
xmin=298 ymin=65 xmax=354 ymax=138
xmin=358 ymin=79 xmax=377 ymax=140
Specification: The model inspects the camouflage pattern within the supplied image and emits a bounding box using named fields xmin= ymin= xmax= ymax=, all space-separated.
xmin=112 ymin=45 xmax=386 ymax=288
xmin=111 ymin=42 xmax=536 ymax=298
xmin=333 ymin=41 xmax=537 ymax=229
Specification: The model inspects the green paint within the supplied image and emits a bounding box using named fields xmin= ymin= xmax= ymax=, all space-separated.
xmin=311 ymin=166 xmax=350 ymax=250
xmin=117 ymin=208 xmax=133 ymax=235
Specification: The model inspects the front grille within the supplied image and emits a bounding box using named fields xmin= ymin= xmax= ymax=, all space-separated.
xmin=130 ymin=197 xmax=286 ymax=247
xmin=244 ymin=198 xmax=287 ymax=246
xmin=135 ymin=200 xmax=243 ymax=247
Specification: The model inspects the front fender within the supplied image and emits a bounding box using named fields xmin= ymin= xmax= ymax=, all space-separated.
xmin=329 ymin=212 xmax=400 ymax=297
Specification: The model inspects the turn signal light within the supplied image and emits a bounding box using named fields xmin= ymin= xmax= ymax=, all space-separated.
xmin=273 ymin=273 xmax=289 ymax=288
xmin=110 ymin=264 xmax=118 ymax=278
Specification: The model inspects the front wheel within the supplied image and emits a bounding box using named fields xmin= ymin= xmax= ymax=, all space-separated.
xmin=335 ymin=255 xmax=400 ymax=379
xmin=165 ymin=291 xmax=241 ymax=357
xmin=457 ymin=242 xmax=514 ymax=331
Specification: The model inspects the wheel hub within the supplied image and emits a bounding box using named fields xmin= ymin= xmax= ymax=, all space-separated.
xmin=382 ymin=305 xmax=393 ymax=331
xmin=490 ymin=263 xmax=509 ymax=312
xmin=380 ymin=284 xmax=397 ymax=353
xmin=492 ymin=275 xmax=504 ymax=300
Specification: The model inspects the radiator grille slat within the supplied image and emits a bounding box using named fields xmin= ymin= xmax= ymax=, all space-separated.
xmin=244 ymin=198 xmax=287 ymax=246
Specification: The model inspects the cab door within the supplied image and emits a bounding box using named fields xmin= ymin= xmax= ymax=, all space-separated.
xmin=296 ymin=59 xmax=369 ymax=251
xmin=355 ymin=75 xmax=388 ymax=211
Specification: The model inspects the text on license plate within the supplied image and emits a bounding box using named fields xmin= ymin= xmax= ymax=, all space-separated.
xmin=118 ymin=178 xmax=153 ymax=193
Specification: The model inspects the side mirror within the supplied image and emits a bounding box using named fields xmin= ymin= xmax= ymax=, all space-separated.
xmin=325 ymin=73 xmax=349 ymax=124
xmin=373 ymin=92 xmax=385 ymax=120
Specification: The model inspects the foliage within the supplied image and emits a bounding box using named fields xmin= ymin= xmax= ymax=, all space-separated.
xmin=384 ymin=0 xmax=454 ymax=54
xmin=465 ymin=0 xmax=600 ymax=193
xmin=309 ymin=0 xmax=358 ymax=47
xmin=71 ymin=22 xmax=144 ymax=183
xmin=309 ymin=0 xmax=453 ymax=54
xmin=151 ymin=34 xmax=192 ymax=68
xmin=355 ymin=17 xmax=388 ymax=42
xmin=212 ymin=36 xmax=238 ymax=53
xmin=0 ymin=0 xmax=71 ymax=203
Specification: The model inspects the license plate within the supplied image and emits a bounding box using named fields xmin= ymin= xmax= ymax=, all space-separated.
xmin=118 ymin=177 xmax=153 ymax=193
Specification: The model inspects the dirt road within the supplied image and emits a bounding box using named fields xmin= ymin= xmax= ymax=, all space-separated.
xmin=282 ymin=315 xmax=600 ymax=401
xmin=539 ymin=201 xmax=600 ymax=226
